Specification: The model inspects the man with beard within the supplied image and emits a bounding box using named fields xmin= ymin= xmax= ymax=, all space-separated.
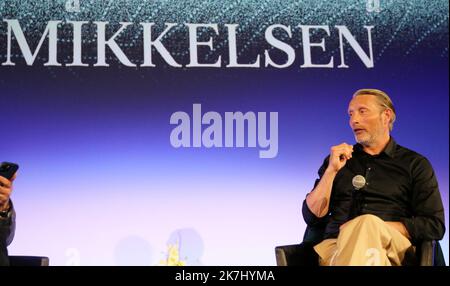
xmin=303 ymin=89 xmax=445 ymax=266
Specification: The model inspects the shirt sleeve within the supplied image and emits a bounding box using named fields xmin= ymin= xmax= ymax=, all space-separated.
xmin=0 ymin=201 xmax=15 ymax=246
xmin=302 ymin=156 xmax=330 ymax=226
xmin=401 ymin=157 xmax=446 ymax=243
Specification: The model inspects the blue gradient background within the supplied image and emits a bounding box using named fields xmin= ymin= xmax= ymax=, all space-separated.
xmin=0 ymin=0 xmax=448 ymax=265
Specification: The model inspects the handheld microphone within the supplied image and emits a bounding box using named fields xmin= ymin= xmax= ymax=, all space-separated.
xmin=352 ymin=175 xmax=366 ymax=190
xmin=349 ymin=175 xmax=366 ymax=219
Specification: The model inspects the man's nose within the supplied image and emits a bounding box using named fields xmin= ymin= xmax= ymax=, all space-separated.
xmin=350 ymin=114 xmax=360 ymax=126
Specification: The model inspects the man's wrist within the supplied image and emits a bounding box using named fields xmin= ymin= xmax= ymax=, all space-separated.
xmin=0 ymin=200 xmax=11 ymax=218
xmin=324 ymin=167 xmax=338 ymax=177
xmin=0 ymin=200 xmax=10 ymax=212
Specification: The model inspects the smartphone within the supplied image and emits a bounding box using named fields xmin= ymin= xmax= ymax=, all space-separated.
xmin=0 ymin=162 xmax=19 ymax=180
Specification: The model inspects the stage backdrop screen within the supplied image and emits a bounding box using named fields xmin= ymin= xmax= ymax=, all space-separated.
xmin=1 ymin=0 xmax=448 ymax=265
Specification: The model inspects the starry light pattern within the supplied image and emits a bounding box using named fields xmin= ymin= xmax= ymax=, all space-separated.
xmin=0 ymin=0 xmax=447 ymax=64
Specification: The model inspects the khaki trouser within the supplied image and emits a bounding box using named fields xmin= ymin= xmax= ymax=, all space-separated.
xmin=314 ymin=214 xmax=414 ymax=266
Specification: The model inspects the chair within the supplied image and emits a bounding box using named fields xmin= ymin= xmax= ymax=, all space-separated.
xmin=1 ymin=210 xmax=49 ymax=266
xmin=275 ymin=223 xmax=446 ymax=266
xmin=8 ymin=255 xmax=50 ymax=266
xmin=1 ymin=227 xmax=49 ymax=266
xmin=1 ymin=241 xmax=49 ymax=266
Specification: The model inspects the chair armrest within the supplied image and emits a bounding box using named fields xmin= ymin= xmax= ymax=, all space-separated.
xmin=418 ymin=240 xmax=447 ymax=266
xmin=8 ymin=256 xmax=50 ymax=266
xmin=275 ymin=244 xmax=297 ymax=266
xmin=419 ymin=240 xmax=435 ymax=266
xmin=275 ymin=242 xmax=318 ymax=266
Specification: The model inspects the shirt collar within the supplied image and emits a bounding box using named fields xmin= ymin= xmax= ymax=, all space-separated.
xmin=383 ymin=137 xmax=397 ymax=158
xmin=354 ymin=137 xmax=397 ymax=158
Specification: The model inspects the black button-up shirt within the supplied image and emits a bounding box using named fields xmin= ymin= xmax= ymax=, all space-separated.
xmin=302 ymin=138 xmax=445 ymax=244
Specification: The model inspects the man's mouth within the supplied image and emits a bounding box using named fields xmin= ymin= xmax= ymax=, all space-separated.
xmin=353 ymin=128 xmax=366 ymax=134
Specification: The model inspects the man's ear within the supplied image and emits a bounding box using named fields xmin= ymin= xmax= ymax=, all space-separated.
xmin=382 ymin=109 xmax=392 ymax=127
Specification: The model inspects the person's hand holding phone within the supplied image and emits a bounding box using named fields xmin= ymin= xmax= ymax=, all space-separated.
xmin=0 ymin=162 xmax=19 ymax=213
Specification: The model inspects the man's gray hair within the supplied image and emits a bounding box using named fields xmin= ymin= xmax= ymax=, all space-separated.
xmin=353 ymin=89 xmax=396 ymax=131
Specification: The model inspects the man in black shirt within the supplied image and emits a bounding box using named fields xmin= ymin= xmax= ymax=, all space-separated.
xmin=303 ymin=89 xmax=445 ymax=266
xmin=0 ymin=173 xmax=16 ymax=266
